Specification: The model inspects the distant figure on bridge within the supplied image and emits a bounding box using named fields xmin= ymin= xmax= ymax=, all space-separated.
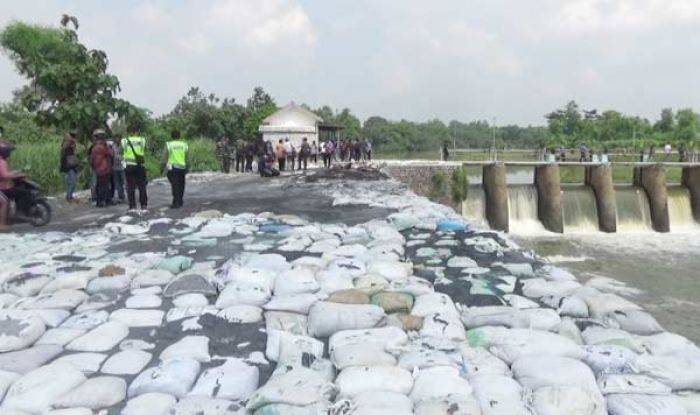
xmin=579 ymin=143 xmax=589 ymax=162
xmin=664 ymin=143 xmax=672 ymax=161
xmin=441 ymin=142 xmax=450 ymax=161
xmin=216 ymin=136 xmax=232 ymax=173
xmin=648 ymin=144 xmax=655 ymax=162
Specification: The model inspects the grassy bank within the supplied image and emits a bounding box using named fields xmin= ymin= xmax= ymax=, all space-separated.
xmin=12 ymin=138 xmax=218 ymax=194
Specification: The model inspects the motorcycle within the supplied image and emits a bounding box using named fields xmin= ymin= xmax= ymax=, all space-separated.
xmin=8 ymin=178 xmax=52 ymax=226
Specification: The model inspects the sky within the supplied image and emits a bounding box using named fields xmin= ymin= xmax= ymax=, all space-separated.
xmin=1 ymin=0 xmax=700 ymax=126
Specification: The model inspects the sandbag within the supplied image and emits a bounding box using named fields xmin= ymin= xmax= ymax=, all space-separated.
xmin=263 ymin=294 xmax=319 ymax=314
xmin=598 ymin=374 xmax=672 ymax=396
xmin=459 ymin=345 xmax=510 ymax=379
xmin=488 ymin=330 xmax=583 ymax=364
xmin=246 ymin=366 xmax=336 ymax=411
xmin=215 ymin=282 xmax=270 ymax=308
xmin=336 ymin=366 xmax=413 ymax=397
xmin=581 ymin=345 xmax=637 ymax=375
xmin=367 ymin=260 xmax=412 ymax=282
xmin=189 ymin=358 xmax=259 ymax=400
xmin=398 ymin=348 xmax=461 ymax=371
xmin=255 ymin=402 xmax=329 ymax=415
xmin=470 ymin=375 xmax=530 ymax=415
xmin=584 ymin=293 xmax=642 ymax=319
xmin=266 ymin=331 xmax=322 ymax=363
xmin=156 ymin=256 xmax=193 ymax=274
xmin=307 ymin=302 xmax=385 ymax=337
xmin=328 ymin=289 xmax=370 ymax=304
xmin=410 ymin=366 xmax=472 ymax=404
xmin=329 ymin=326 xmax=408 ymax=354
xmin=676 ymin=391 xmax=700 ymax=414
xmin=420 ymin=312 xmax=466 ymax=341
xmin=277 ymin=333 xmax=325 ymax=366
xmin=128 ymin=358 xmax=201 ymax=398
xmin=604 ymin=310 xmax=663 ymax=335
xmin=531 ymin=386 xmax=606 ymax=415
xmin=331 ymin=343 xmax=397 ymax=369
xmin=412 ymin=293 xmax=459 ymax=318
xmin=371 ymin=292 xmax=414 ymax=313
xmin=331 ymin=390 xmax=413 ymax=415
xmin=606 ymin=393 xmax=689 ymax=415
xmin=2 ymin=362 xmax=86 ymax=413
xmin=632 ymin=354 xmax=700 ymax=391
xmin=0 ymin=310 xmax=46 ymax=352
xmin=460 ymin=306 xmax=561 ymax=331
xmin=413 ymin=394 xmax=482 ymax=415
xmin=273 ymin=268 xmax=319 ymax=295
xmin=521 ymin=278 xmax=580 ymax=298
xmin=637 ymin=332 xmax=700 ymax=357
xmin=512 ymin=356 xmax=600 ymax=396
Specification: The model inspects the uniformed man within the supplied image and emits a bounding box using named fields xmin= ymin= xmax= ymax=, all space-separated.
xmin=123 ymin=125 xmax=148 ymax=212
xmin=216 ymin=136 xmax=232 ymax=173
xmin=235 ymin=139 xmax=245 ymax=172
xmin=163 ymin=129 xmax=190 ymax=209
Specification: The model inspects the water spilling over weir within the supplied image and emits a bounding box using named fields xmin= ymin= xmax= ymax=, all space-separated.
xmin=507 ymin=185 xmax=545 ymax=233
xmin=614 ymin=186 xmax=653 ymax=232
xmin=562 ymin=185 xmax=599 ymax=233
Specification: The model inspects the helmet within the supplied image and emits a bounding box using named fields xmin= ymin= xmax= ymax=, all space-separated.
xmin=0 ymin=141 xmax=15 ymax=158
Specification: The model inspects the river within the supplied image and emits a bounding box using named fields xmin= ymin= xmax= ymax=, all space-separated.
xmin=514 ymin=230 xmax=700 ymax=344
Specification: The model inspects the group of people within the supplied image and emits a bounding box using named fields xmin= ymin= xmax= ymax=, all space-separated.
xmin=58 ymin=127 xmax=190 ymax=212
xmin=215 ymin=135 xmax=374 ymax=176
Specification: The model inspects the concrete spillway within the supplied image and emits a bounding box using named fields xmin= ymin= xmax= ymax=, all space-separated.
xmin=562 ymin=185 xmax=599 ymax=233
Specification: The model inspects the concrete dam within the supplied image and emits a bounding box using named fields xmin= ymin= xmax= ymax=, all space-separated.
xmin=384 ymin=161 xmax=700 ymax=234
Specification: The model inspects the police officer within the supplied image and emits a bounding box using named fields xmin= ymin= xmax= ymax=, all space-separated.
xmin=123 ymin=125 xmax=148 ymax=212
xmin=163 ymin=129 xmax=190 ymax=209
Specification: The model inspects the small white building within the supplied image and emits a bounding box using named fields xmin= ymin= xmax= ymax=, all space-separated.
xmin=259 ymin=102 xmax=324 ymax=149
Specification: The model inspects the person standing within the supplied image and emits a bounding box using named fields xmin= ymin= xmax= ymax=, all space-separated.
xmin=664 ymin=143 xmax=672 ymax=161
xmin=110 ymin=136 xmax=126 ymax=203
xmin=123 ymin=126 xmax=148 ymax=212
xmin=235 ymin=139 xmax=245 ymax=172
xmin=90 ymin=130 xmax=114 ymax=208
xmin=0 ymin=141 xmax=25 ymax=231
xmin=244 ymin=141 xmax=255 ymax=172
xmin=441 ymin=142 xmax=450 ymax=161
xmin=299 ymin=137 xmax=310 ymax=171
xmin=289 ymin=145 xmax=297 ymax=172
xmin=311 ymin=140 xmax=318 ymax=165
xmin=60 ymin=132 xmax=79 ymax=202
xmin=163 ymin=129 xmax=189 ymax=209
xmin=216 ymin=137 xmax=232 ymax=173
xmin=364 ymin=139 xmax=372 ymax=161
xmin=275 ymin=139 xmax=286 ymax=171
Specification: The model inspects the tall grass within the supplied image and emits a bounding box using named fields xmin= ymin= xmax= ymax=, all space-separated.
xmin=11 ymin=137 xmax=219 ymax=194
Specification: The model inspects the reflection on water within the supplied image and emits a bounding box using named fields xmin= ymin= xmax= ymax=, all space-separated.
xmin=515 ymin=233 xmax=700 ymax=344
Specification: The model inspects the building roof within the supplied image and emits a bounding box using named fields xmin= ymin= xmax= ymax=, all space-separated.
xmin=259 ymin=102 xmax=323 ymax=133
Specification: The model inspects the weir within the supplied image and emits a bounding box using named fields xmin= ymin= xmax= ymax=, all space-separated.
xmin=382 ymin=160 xmax=700 ymax=234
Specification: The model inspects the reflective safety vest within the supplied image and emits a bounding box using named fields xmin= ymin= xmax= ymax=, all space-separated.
xmin=166 ymin=140 xmax=188 ymax=170
xmin=123 ymin=136 xmax=146 ymax=166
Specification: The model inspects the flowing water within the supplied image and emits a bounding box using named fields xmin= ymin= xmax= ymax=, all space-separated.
xmin=507 ymin=185 xmax=545 ymax=233
xmin=615 ymin=186 xmax=653 ymax=232
xmin=462 ymin=185 xmax=487 ymax=227
xmin=562 ymin=185 xmax=599 ymax=233
xmin=667 ymin=185 xmax=699 ymax=231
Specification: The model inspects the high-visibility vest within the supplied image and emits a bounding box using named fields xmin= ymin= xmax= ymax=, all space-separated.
xmin=123 ymin=136 xmax=146 ymax=165
xmin=166 ymin=140 xmax=188 ymax=169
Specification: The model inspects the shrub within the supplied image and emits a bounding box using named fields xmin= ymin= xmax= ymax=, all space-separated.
xmin=450 ymin=167 xmax=470 ymax=202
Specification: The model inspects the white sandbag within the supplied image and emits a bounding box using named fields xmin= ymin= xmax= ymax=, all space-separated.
xmin=265 ymin=311 xmax=308 ymax=336
xmin=470 ymin=375 xmax=530 ymax=415
xmin=584 ymin=293 xmax=642 ymax=319
xmin=503 ymin=294 xmax=539 ymax=309
xmin=398 ymin=348 xmax=461 ymax=371
xmin=307 ymin=302 xmax=385 ymax=337
xmin=632 ymin=354 xmax=700 ymax=391
xmin=326 ymin=258 xmax=367 ymax=277
xmin=637 ymin=332 xmax=700 ymax=357
xmin=420 ymin=312 xmax=466 ymax=341
xmin=598 ymin=374 xmax=672 ymax=396
xmin=367 ymin=260 xmax=412 ymax=282
xmin=353 ymin=274 xmax=390 ymax=295
xmin=0 ymin=310 xmax=46 ymax=352
xmin=459 ymin=345 xmax=510 ymax=379
xmin=189 ymin=358 xmax=259 ymax=400
xmin=329 ymin=326 xmax=408 ymax=354
xmin=521 ymin=278 xmax=580 ymax=298
xmin=604 ymin=310 xmax=663 ymax=335
xmin=66 ymin=321 xmax=129 ymax=352
xmin=676 ymin=391 xmax=700 ymax=414
xmin=255 ymin=402 xmax=329 ymax=415
xmin=582 ymin=345 xmax=637 ymax=375
xmin=333 ymin=390 xmax=413 ymax=415
xmin=537 ymin=265 xmax=577 ymax=282
xmin=500 ymin=263 xmax=534 ymax=277
xmin=512 ymin=356 xmax=599 ymax=395
xmin=217 ymin=305 xmax=263 ymax=323
xmin=3 ymin=362 xmax=86 ymax=413
xmin=558 ymin=296 xmax=589 ymax=318
xmin=52 ymin=376 xmax=127 ymax=409
xmin=531 ymin=386 xmax=606 ymax=415
xmin=606 ymin=393 xmax=689 ymax=415
xmin=160 ymin=336 xmax=210 ymax=363
xmin=558 ymin=316 xmax=584 ymax=344
xmin=263 ymin=294 xmax=320 ymax=314
xmin=413 ymin=394 xmax=482 ymax=415
xmin=410 ymin=366 xmax=472 ymax=403
xmin=488 ymin=329 xmax=583 ymax=364
xmin=128 ymin=358 xmax=201 ymax=398
xmin=461 ymin=307 xmax=561 ymax=331
xmin=215 ymin=282 xmax=270 ymax=308
xmin=273 ymin=268 xmax=319 ymax=295
xmin=412 ymin=293 xmax=459 ymax=318
xmin=122 ymin=392 xmax=177 ymax=415
xmin=101 ymin=349 xmax=152 ymax=375
xmin=336 ymin=366 xmax=413 ymax=397
xmin=266 ymin=331 xmax=323 ymax=363
xmin=240 ymin=253 xmax=290 ymax=273
xmin=246 ymin=366 xmax=336 ymax=411
xmin=581 ymin=326 xmax=643 ymax=352
xmin=331 ymin=343 xmax=397 ymax=369
xmin=0 ymin=370 xmax=19 ymax=401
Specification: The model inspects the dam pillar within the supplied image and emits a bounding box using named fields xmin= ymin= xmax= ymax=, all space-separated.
xmin=534 ymin=164 xmax=563 ymax=233
xmin=585 ymin=165 xmax=617 ymax=232
xmin=482 ymin=163 xmax=509 ymax=232
xmin=634 ymin=164 xmax=670 ymax=232
xmin=682 ymin=166 xmax=700 ymax=223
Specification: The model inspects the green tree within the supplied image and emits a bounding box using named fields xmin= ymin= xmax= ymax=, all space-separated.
xmin=0 ymin=21 xmax=134 ymax=143
xmin=675 ymin=108 xmax=697 ymax=145
xmin=655 ymin=108 xmax=675 ymax=133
